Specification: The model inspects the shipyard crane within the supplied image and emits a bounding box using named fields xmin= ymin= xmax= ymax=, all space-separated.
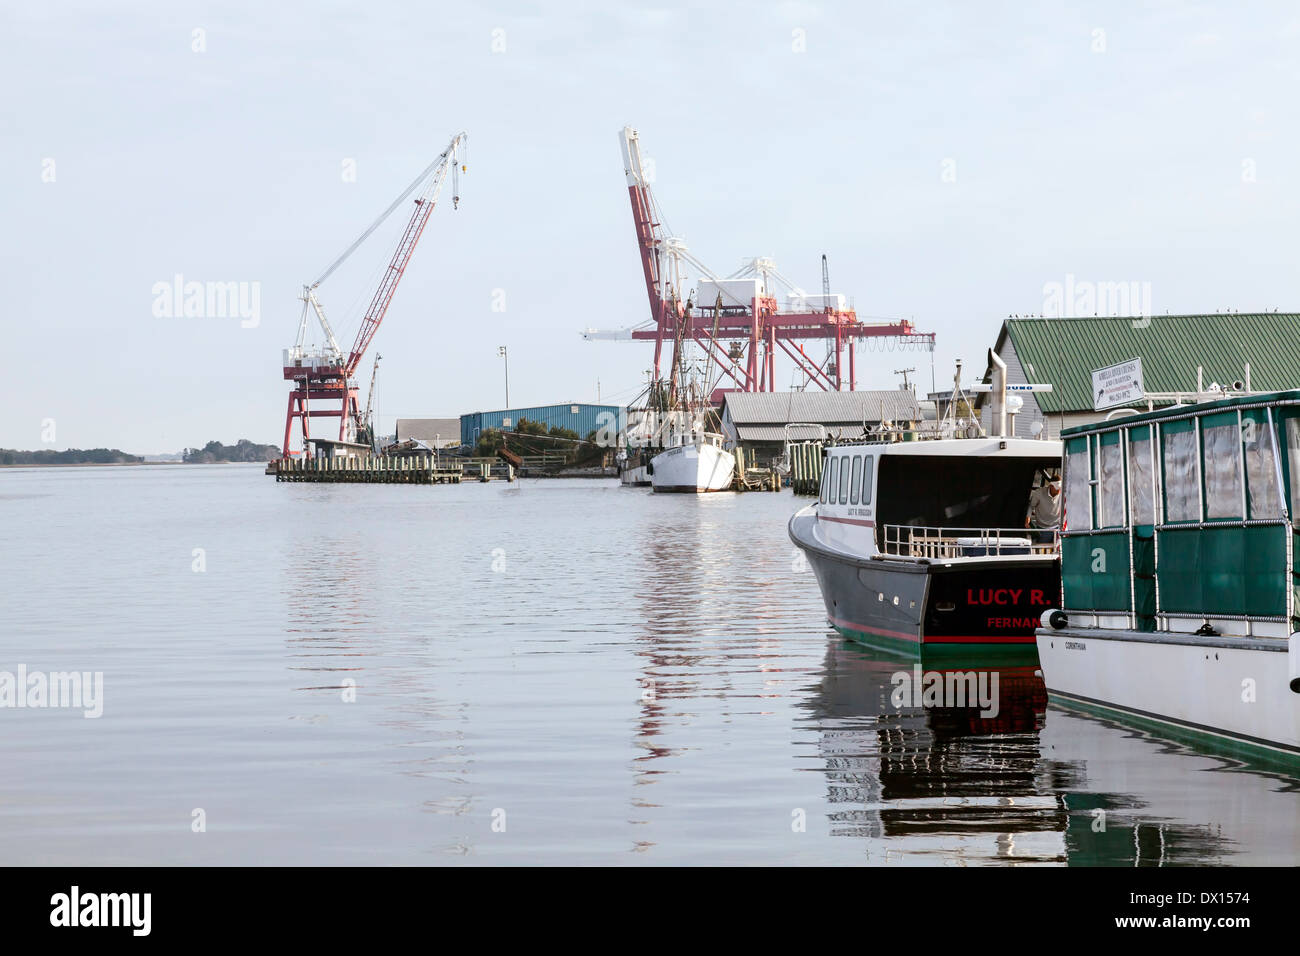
xmin=281 ymin=133 xmax=466 ymax=457
xmin=585 ymin=127 xmax=935 ymax=394
xmin=359 ymin=353 xmax=382 ymax=450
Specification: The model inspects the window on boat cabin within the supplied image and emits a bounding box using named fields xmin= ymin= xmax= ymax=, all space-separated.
xmin=874 ymin=453 xmax=1057 ymax=530
xmin=861 ymin=455 xmax=874 ymax=505
xmin=1064 ymin=437 xmax=1093 ymax=531
xmin=1161 ymin=420 xmax=1199 ymax=523
xmin=1242 ymin=409 xmax=1282 ymax=519
xmin=1285 ymin=415 xmax=1300 ymax=522
xmin=838 ymin=456 xmax=851 ymax=504
xmin=825 ymin=456 xmax=838 ymax=504
xmin=819 ymin=460 xmax=830 ymax=503
xmin=850 ymin=455 xmax=862 ymax=504
xmin=1096 ymin=431 xmax=1125 ymax=528
xmin=1127 ymin=425 xmax=1159 ymax=526
xmin=1201 ymin=412 xmax=1243 ymax=520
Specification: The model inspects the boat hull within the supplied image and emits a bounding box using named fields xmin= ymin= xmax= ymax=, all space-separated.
xmin=790 ymin=507 xmax=1058 ymax=658
xmin=650 ymin=442 xmax=734 ymax=494
xmin=619 ymin=463 xmax=650 ymax=487
xmin=1036 ymin=626 xmax=1300 ymax=760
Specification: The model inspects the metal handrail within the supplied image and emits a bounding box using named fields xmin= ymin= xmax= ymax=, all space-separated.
xmin=880 ymin=524 xmax=1058 ymax=558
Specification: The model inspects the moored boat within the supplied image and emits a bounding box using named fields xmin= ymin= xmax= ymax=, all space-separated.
xmin=1037 ymin=388 xmax=1300 ymax=762
xmin=790 ymin=436 xmax=1062 ymax=656
xmin=650 ymin=432 xmax=734 ymax=493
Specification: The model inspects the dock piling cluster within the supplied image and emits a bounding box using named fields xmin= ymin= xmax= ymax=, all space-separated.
xmin=789 ymin=441 xmax=825 ymax=496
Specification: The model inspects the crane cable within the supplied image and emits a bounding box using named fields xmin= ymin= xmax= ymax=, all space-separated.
xmin=310 ymin=138 xmax=461 ymax=289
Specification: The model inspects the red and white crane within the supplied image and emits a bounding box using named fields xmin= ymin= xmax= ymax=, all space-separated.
xmin=281 ymin=133 xmax=466 ymax=457
xmin=586 ymin=127 xmax=933 ymax=395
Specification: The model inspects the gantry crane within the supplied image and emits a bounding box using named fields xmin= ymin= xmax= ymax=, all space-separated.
xmin=584 ymin=127 xmax=934 ymax=394
xmin=280 ymin=133 xmax=466 ymax=457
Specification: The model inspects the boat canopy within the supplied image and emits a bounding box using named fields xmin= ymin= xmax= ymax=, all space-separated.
xmin=1059 ymin=390 xmax=1300 ymax=636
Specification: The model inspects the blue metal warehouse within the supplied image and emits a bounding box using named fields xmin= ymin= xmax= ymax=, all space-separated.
xmin=460 ymin=403 xmax=624 ymax=447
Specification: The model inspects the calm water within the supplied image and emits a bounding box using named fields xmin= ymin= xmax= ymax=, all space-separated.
xmin=2 ymin=465 xmax=1298 ymax=865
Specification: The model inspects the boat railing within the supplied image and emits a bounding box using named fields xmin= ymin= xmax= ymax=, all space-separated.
xmin=881 ymin=524 xmax=1057 ymax=559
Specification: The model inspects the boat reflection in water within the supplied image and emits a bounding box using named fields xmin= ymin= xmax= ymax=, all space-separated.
xmin=801 ymin=638 xmax=1067 ymax=863
xmin=798 ymin=637 xmax=1289 ymax=864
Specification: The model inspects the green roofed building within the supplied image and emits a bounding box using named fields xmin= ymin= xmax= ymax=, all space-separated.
xmin=975 ymin=313 xmax=1300 ymax=439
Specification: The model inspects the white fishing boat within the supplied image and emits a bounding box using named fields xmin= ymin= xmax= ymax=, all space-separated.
xmin=649 ymin=430 xmax=734 ymax=493
xmin=639 ymin=341 xmax=735 ymax=494
xmin=1037 ymin=386 xmax=1300 ymax=762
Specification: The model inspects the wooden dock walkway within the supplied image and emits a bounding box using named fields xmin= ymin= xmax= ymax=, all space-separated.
xmin=270 ymin=455 xmax=477 ymax=484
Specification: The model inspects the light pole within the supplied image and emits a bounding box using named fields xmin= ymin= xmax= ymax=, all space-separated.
xmin=498 ymin=346 xmax=509 ymax=407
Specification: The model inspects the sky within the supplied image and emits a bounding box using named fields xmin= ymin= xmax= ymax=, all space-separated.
xmin=4 ymin=1 xmax=1300 ymax=453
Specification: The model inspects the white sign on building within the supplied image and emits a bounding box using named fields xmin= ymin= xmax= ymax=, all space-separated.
xmin=1092 ymin=357 xmax=1145 ymax=411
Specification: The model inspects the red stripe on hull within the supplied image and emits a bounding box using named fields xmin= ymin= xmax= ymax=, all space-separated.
xmin=829 ymin=616 xmax=1037 ymax=645
xmin=922 ymin=633 xmax=1038 ymax=645
xmin=829 ymin=615 xmax=919 ymax=642
xmin=817 ymin=515 xmax=876 ymax=527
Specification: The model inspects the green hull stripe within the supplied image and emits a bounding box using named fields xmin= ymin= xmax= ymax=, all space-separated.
xmin=1048 ymin=689 xmax=1300 ymax=770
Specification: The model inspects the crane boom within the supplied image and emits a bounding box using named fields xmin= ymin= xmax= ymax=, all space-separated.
xmin=345 ymin=132 xmax=465 ymax=377
xmin=278 ymin=131 xmax=467 ymax=458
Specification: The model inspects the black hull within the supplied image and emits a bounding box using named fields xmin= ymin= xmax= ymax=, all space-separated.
xmin=790 ymin=511 xmax=1059 ymax=657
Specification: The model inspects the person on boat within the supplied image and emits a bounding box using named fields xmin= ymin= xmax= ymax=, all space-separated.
xmin=1025 ymin=470 xmax=1061 ymax=544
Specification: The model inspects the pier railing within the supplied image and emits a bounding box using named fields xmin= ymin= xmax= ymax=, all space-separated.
xmin=881 ymin=525 xmax=1057 ymax=559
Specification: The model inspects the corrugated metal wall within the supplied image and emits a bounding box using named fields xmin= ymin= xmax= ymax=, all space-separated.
xmin=460 ymin=404 xmax=625 ymax=446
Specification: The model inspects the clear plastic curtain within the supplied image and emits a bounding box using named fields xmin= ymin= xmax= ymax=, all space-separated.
xmin=1162 ymin=429 xmax=1199 ymax=522
xmin=1202 ymin=424 xmax=1242 ymax=519
xmin=1128 ymin=430 xmax=1156 ymax=525
xmin=1244 ymin=419 xmax=1281 ymax=518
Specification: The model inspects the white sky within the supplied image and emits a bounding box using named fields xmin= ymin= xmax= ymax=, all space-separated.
xmin=5 ymin=1 xmax=1300 ymax=452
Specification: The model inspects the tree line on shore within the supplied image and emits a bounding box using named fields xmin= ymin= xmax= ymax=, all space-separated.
xmin=1 ymin=438 xmax=279 ymax=465
xmin=0 ymin=448 xmax=143 ymax=465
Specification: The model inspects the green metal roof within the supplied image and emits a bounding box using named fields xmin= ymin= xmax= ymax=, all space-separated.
xmin=1001 ymin=313 xmax=1300 ymax=414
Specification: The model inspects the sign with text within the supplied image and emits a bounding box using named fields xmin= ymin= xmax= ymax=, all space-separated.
xmin=1092 ymin=357 xmax=1145 ymax=410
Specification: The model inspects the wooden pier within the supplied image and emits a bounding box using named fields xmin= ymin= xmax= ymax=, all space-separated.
xmin=270 ymin=455 xmax=478 ymax=484
xmin=731 ymin=448 xmax=783 ymax=492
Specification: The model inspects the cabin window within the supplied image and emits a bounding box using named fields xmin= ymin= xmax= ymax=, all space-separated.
xmin=1161 ymin=422 xmax=1199 ymax=522
xmin=827 ymin=457 xmax=838 ymax=503
xmin=1286 ymin=417 xmax=1300 ymax=521
xmin=849 ymin=456 xmax=862 ymax=505
xmin=1128 ymin=426 xmax=1159 ymax=525
xmin=1243 ymin=411 xmax=1282 ymax=519
xmin=838 ymin=457 xmax=851 ymax=505
xmin=818 ymin=464 xmax=829 ymax=503
xmin=861 ymin=455 xmax=874 ymax=505
xmin=1202 ymin=414 xmax=1242 ymax=519
xmin=1064 ymin=438 xmax=1093 ymax=531
xmin=1097 ymin=433 xmax=1125 ymax=528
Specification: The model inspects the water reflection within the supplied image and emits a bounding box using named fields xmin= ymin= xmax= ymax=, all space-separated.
xmin=798 ymin=636 xmax=1300 ymax=864
xmin=800 ymin=638 xmax=1067 ymax=862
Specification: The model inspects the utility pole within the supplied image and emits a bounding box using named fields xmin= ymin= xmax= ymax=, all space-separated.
xmin=894 ymin=367 xmax=916 ymax=392
xmin=498 ymin=345 xmax=510 ymax=407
